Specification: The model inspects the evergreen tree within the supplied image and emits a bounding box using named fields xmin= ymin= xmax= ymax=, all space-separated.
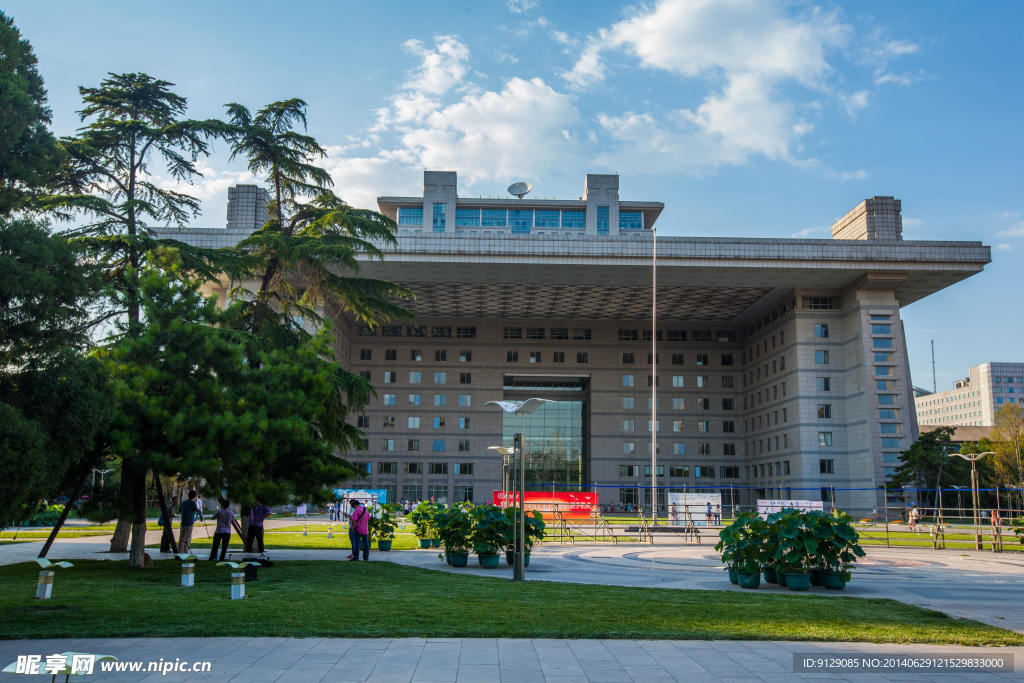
xmin=888 ymin=426 xmax=970 ymax=506
xmin=0 ymin=11 xmax=61 ymax=214
xmin=0 ymin=217 xmax=114 ymax=530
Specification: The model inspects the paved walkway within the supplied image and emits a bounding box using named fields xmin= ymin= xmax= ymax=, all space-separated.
xmin=0 ymin=637 xmax=1021 ymax=682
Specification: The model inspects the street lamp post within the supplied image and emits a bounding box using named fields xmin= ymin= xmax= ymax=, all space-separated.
xmin=92 ymin=468 xmax=114 ymax=490
xmin=948 ymin=451 xmax=996 ymax=549
xmin=486 ymin=398 xmax=555 ymax=581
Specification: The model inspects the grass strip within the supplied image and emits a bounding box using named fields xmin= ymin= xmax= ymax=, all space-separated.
xmin=0 ymin=560 xmax=1020 ymax=645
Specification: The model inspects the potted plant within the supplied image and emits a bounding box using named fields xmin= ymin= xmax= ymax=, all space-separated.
xmin=471 ymin=504 xmax=509 ymax=568
xmin=369 ymin=503 xmax=399 ymax=551
xmin=716 ymin=512 xmax=767 ymax=588
xmin=501 ymin=507 xmax=546 ymax=566
xmin=769 ymin=509 xmax=818 ymax=591
xmin=408 ymin=501 xmax=437 ymax=549
xmin=436 ymin=505 xmax=475 ymax=567
xmin=810 ymin=509 xmax=866 ymax=590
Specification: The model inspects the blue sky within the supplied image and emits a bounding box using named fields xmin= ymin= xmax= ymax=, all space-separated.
xmin=7 ymin=0 xmax=1022 ymax=389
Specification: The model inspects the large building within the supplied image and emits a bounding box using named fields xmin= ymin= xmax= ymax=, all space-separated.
xmin=915 ymin=362 xmax=1024 ymax=428
xmin=160 ymin=173 xmax=991 ymax=512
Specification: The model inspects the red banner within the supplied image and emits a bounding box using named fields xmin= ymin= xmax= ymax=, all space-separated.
xmin=492 ymin=491 xmax=598 ymax=520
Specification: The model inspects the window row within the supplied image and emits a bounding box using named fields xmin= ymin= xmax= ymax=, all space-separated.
xmin=743 ymin=332 xmax=785 ymax=364
xmin=618 ymin=465 xmax=739 ymax=479
xmin=745 ymin=383 xmax=787 ymax=408
xmin=742 ymin=358 xmax=786 ymax=388
xmin=745 ymin=434 xmax=790 ymax=454
xmin=358 ymin=439 xmax=472 ymax=453
xmin=744 ymin=409 xmax=788 ymax=431
xmin=359 ymin=325 xmax=477 ymax=338
xmin=621 ymin=397 xmax=734 ymax=410
xmin=748 ymin=461 xmax=791 ymax=478
xmin=378 ymin=394 xmax=474 ymax=406
xmin=372 ymin=462 xmax=474 ymax=475
xmin=618 ymin=329 xmax=736 ymax=343
xmin=621 ymin=442 xmax=735 ymax=456
xmin=363 ymin=416 xmax=475 ymax=429
xmin=360 ymin=372 xmax=472 ymax=385
xmin=621 ymin=420 xmax=737 ymax=433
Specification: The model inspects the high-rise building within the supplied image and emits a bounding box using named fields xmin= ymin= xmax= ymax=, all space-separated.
xmin=915 ymin=362 xmax=1024 ymax=428
xmin=157 ymin=171 xmax=991 ymax=511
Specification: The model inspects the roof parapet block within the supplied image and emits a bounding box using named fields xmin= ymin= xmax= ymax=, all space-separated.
xmin=831 ymin=196 xmax=903 ymax=240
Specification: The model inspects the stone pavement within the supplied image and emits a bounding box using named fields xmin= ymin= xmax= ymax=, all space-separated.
xmin=0 ymin=638 xmax=1021 ymax=683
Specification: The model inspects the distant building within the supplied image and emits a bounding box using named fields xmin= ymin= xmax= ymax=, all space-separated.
xmin=914 ymin=362 xmax=1024 ymax=428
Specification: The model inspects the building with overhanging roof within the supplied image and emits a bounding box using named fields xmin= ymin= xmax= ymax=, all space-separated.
xmin=158 ymin=172 xmax=991 ymax=513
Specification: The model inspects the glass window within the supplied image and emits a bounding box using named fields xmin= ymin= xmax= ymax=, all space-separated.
xmin=871 ymin=324 xmax=892 ymax=334
xmin=408 ymin=326 xmax=427 ymax=338
xmin=456 ymin=327 xmax=476 ymax=339
xmin=455 ymin=209 xmax=480 ymax=226
xmin=818 ymin=432 xmax=833 ymax=446
xmin=870 ymin=315 xmax=890 ymax=321
xmin=432 ymin=326 xmax=452 ymax=338
xmin=507 ymin=351 xmax=519 ymax=362
xmin=816 ymin=377 xmax=831 ymax=391
xmin=561 ymin=211 xmax=585 ymax=228
xmin=619 ymin=211 xmax=643 ymax=230
xmin=814 ymin=324 xmax=829 ymax=338
xmin=399 ymin=207 xmax=423 ymax=225
xmin=623 ymin=375 xmax=634 ymax=387
xmin=432 ymin=203 xmax=446 ymax=232
xmin=881 ymin=437 xmax=901 ymax=448
xmin=623 ymin=397 xmax=635 ymax=409
xmin=623 ymin=443 xmax=635 ymax=454
xmin=597 ymin=206 xmax=609 ymax=234
xmin=530 ymin=352 xmax=541 ymax=363
xmin=819 ymin=459 xmax=834 ymax=474
xmin=875 ymin=366 xmax=895 ymax=376
xmin=879 ymin=409 xmax=897 ymax=419
xmin=432 ymin=440 xmax=445 ymax=452
xmin=672 ymin=376 xmax=684 ymax=387
xmin=408 ymin=417 xmax=420 ymax=428
xmin=623 ymin=420 xmax=635 ymax=432
xmin=873 ymin=338 xmax=893 ymax=348
xmin=572 ymin=328 xmax=591 ymax=340
xmin=673 ymin=398 xmax=684 ymax=410
xmin=815 ymin=351 xmax=829 ymax=364
xmin=433 ymin=417 xmax=444 ymax=428
xmin=527 ymin=327 xmax=545 ymax=340
xmin=817 ymin=404 xmax=831 ymax=418
xmin=434 ymin=372 xmax=446 ymax=383
xmin=619 ymin=329 xmax=639 ymax=341
xmin=550 ymin=328 xmax=569 ymax=340
xmin=535 ymin=210 xmax=559 ymax=227
xmin=874 ymin=352 xmax=894 ymax=362
xmin=666 ymin=330 xmax=686 ymax=342
xmin=509 ymin=209 xmax=533 ymax=232
xmin=454 ymin=485 xmax=474 ymax=503
xmin=459 ymin=394 xmax=471 ymax=407
xmin=433 ymin=394 xmax=446 ymax=406
xmin=409 ymin=372 xmax=421 ymax=384
xmin=504 ymin=327 xmax=522 ymax=340
xmin=673 ymin=443 xmax=685 ymax=455
xmin=481 ymin=209 xmax=507 ymax=226
xmin=409 ymin=393 xmax=420 ymax=405
xmin=576 ymin=352 xmax=589 ymax=363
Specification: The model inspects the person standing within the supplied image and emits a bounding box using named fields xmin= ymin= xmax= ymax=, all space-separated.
xmin=209 ymin=500 xmax=235 ymax=561
xmin=179 ymin=491 xmax=199 ymax=554
xmin=246 ymin=499 xmax=272 ymax=554
xmin=349 ymin=499 xmax=370 ymax=561
xmin=196 ymin=495 xmax=205 ymax=523
xmin=160 ymin=496 xmax=179 ymax=553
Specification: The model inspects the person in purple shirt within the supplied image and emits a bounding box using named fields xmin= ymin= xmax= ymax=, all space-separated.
xmin=349 ymin=499 xmax=370 ymax=561
xmin=246 ymin=499 xmax=272 ymax=554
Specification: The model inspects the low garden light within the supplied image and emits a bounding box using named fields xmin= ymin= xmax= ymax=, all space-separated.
xmin=32 ymin=558 xmax=72 ymax=599
xmin=172 ymin=553 xmax=198 ymax=587
xmin=216 ymin=562 xmax=255 ymax=599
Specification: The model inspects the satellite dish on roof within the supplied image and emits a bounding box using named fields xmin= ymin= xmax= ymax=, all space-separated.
xmin=507 ymin=182 xmax=532 ymax=199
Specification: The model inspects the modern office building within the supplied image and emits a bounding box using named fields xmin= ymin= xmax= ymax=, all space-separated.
xmin=915 ymin=362 xmax=1024 ymax=428
xmin=159 ymin=174 xmax=991 ymax=511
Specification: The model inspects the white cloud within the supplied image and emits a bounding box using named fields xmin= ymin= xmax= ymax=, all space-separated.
xmin=840 ymin=90 xmax=870 ymax=117
xmin=392 ymin=36 xmax=470 ymax=122
xmin=791 ymin=226 xmax=826 ymax=238
xmin=997 ymin=243 xmax=1013 ymax=251
xmin=562 ymin=0 xmax=849 ymax=169
xmin=318 ymin=152 xmax=421 ymax=211
xmin=902 ymin=216 xmax=923 ymax=229
xmin=997 ymin=222 xmax=1024 ymax=238
xmin=999 ymin=211 xmax=1020 ymax=218
xmin=385 ymin=77 xmax=581 ymax=186
xmin=863 ymin=32 xmax=921 ymax=86
xmin=840 ymin=170 xmax=867 ymax=181
xmin=506 ymin=0 xmax=537 ymax=13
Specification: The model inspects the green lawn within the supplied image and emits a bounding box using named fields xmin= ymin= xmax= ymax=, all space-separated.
xmin=169 ymin=532 xmax=422 ymax=551
xmin=0 ymin=560 xmax=1019 ymax=644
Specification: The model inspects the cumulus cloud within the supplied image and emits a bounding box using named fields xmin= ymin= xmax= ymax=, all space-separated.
xmin=902 ymin=217 xmax=923 ymax=229
xmin=840 ymin=90 xmax=870 ymax=117
xmin=791 ymin=226 xmax=827 ymax=238
xmin=561 ymin=0 xmax=850 ymax=169
xmin=862 ymin=32 xmax=922 ymax=85
xmin=506 ymin=0 xmax=537 ymax=13
xmin=997 ymin=222 xmax=1024 ymax=238
xmin=313 ymin=36 xmax=582 ymax=204
xmin=997 ymin=244 xmax=1013 ymax=251
xmin=840 ymin=170 xmax=867 ymax=181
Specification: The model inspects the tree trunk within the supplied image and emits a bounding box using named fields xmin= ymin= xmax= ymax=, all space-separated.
xmin=109 ymin=519 xmax=131 ymax=553
xmin=153 ymin=473 xmax=177 ymax=555
xmin=240 ymin=505 xmax=251 ymax=552
xmin=124 ymin=462 xmax=148 ymax=568
xmin=37 ymin=472 xmax=89 ymax=559
xmin=109 ymin=468 xmax=133 ymax=552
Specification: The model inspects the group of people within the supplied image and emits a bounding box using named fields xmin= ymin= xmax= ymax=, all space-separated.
xmin=158 ymin=491 xmax=272 ymax=561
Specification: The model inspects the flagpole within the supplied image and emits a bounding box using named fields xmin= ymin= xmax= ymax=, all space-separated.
xmin=651 ymin=226 xmax=657 ymax=524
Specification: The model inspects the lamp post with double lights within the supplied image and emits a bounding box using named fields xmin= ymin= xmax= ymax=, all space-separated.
xmin=486 ymin=398 xmax=555 ymax=581
xmin=947 ymin=451 xmax=995 ymax=549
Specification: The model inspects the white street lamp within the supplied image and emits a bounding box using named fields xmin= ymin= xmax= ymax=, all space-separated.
xmin=486 ymin=398 xmax=555 ymax=581
xmin=948 ymin=451 xmax=996 ymax=548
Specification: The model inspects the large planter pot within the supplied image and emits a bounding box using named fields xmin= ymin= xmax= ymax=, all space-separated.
xmin=478 ymin=553 xmax=500 ymax=568
xmin=377 ymin=540 xmax=393 ymax=551
xmin=785 ymin=572 xmax=812 ymax=591
xmin=821 ymin=571 xmax=847 ymax=590
xmin=430 ymin=538 xmax=441 ymax=548
xmin=417 ymin=538 xmax=431 ymax=549
xmin=445 ymin=552 xmax=451 ymax=565
xmin=763 ymin=566 xmax=778 ymax=584
xmin=736 ymin=571 xmax=761 ymax=589
xmin=505 ymin=550 xmax=531 ymax=567
xmin=776 ymin=569 xmax=788 ymax=588
xmin=450 ymin=552 xmax=469 ymax=568
xmin=810 ymin=569 xmax=824 ymax=586
xmin=728 ymin=567 xmax=738 ymax=585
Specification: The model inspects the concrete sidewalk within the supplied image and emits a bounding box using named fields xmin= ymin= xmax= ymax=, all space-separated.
xmin=0 ymin=637 xmax=1020 ymax=683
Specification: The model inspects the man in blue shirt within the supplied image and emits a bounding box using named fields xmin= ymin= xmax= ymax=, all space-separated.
xmin=179 ymin=490 xmax=200 ymax=554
